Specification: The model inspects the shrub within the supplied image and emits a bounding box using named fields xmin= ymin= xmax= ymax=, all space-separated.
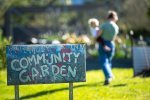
xmin=0 ymin=32 xmax=12 ymax=69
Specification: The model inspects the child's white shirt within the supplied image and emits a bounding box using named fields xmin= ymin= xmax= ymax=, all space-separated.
xmin=90 ymin=27 xmax=99 ymax=38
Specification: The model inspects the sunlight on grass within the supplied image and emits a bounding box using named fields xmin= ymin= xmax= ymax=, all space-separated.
xmin=0 ymin=68 xmax=150 ymax=100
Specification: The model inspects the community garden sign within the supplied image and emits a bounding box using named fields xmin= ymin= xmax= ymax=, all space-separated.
xmin=6 ymin=44 xmax=86 ymax=100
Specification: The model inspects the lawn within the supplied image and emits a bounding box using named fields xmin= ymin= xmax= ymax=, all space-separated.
xmin=0 ymin=68 xmax=150 ymax=100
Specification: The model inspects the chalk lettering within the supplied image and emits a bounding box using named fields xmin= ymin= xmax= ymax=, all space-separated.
xmin=32 ymin=67 xmax=39 ymax=80
xmin=73 ymin=53 xmax=80 ymax=63
xmin=11 ymin=59 xmax=21 ymax=71
xmin=27 ymin=55 xmax=37 ymax=66
xmin=53 ymin=53 xmax=62 ymax=63
xmin=19 ymin=57 xmax=28 ymax=69
xmin=7 ymin=44 xmax=86 ymax=85
xmin=46 ymin=54 xmax=53 ymax=65
xmin=63 ymin=53 xmax=66 ymax=62
xmin=19 ymin=70 xmax=31 ymax=83
xmin=68 ymin=66 xmax=76 ymax=77
xmin=52 ymin=65 xmax=59 ymax=76
xmin=41 ymin=65 xmax=49 ymax=77
xmin=66 ymin=53 xmax=71 ymax=62
xmin=61 ymin=65 xmax=67 ymax=77
xmin=37 ymin=53 xmax=46 ymax=64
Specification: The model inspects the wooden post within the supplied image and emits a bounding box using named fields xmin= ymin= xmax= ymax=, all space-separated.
xmin=69 ymin=83 xmax=73 ymax=100
xmin=15 ymin=85 xmax=19 ymax=100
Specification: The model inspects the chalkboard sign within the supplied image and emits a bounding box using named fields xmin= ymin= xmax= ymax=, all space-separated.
xmin=6 ymin=44 xmax=86 ymax=85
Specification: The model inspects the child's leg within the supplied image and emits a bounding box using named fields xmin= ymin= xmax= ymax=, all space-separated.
xmin=96 ymin=36 xmax=111 ymax=51
xmin=96 ymin=36 xmax=105 ymax=46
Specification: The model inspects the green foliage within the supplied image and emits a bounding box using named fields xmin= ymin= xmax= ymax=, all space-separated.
xmin=0 ymin=32 xmax=12 ymax=69
xmin=0 ymin=68 xmax=150 ymax=99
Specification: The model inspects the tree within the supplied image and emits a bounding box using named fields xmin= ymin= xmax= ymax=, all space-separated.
xmin=0 ymin=0 xmax=56 ymax=25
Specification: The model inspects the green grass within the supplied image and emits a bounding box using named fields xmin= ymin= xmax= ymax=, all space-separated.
xmin=0 ymin=68 xmax=150 ymax=100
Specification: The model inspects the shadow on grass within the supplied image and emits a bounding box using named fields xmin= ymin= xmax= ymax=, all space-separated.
xmin=20 ymin=82 xmax=103 ymax=99
xmin=111 ymin=84 xmax=127 ymax=87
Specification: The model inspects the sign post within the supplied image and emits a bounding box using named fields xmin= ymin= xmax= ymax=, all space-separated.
xmin=6 ymin=44 xmax=86 ymax=99
xmin=69 ymin=82 xmax=73 ymax=100
xmin=14 ymin=85 xmax=19 ymax=100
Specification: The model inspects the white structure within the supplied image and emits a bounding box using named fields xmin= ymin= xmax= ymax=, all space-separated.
xmin=133 ymin=47 xmax=150 ymax=76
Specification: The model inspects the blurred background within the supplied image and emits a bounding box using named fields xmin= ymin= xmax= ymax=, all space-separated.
xmin=0 ymin=0 xmax=150 ymax=69
xmin=0 ymin=1 xmax=150 ymax=99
